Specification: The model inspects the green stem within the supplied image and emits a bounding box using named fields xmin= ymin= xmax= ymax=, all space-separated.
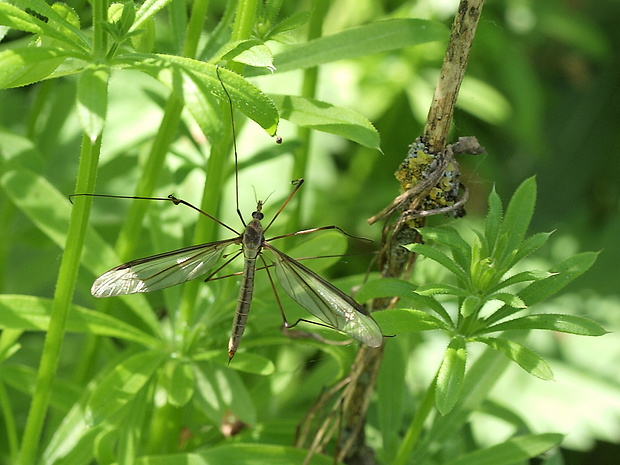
xmin=177 ymin=0 xmax=257 ymax=340
xmin=0 ymin=379 xmax=19 ymax=463
xmin=184 ymin=0 xmax=210 ymax=58
xmin=19 ymin=134 xmax=101 ymax=465
xmin=92 ymin=0 xmax=109 ymax=59
xmin=111 ymin=1 xmax=211 ymax=348
xmin=288 ymin=0 xmax=328 ymax=232
xmin=114 ymin=96 xmax=184 ymax=262
xmin=393 ymin=376 xmax=437 ymax=465
xmin=113 ymin=0 xmax=210 ymax=263
xmin=231 ymin=0 xmax=258 ymax=43
xmin=177 ymin=104 xmax=232 ymax=346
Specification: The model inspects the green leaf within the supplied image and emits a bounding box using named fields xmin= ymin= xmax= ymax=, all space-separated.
xmin=356 ymin=279 xmax=452 ymax=324
xmin=489 ymin=292 xmax=526 ymax=309
xmin=0 ymin=47 xmax=69 ymax=89
xmin=271 ymin=18 xmax=448 ymax=73
xmin=484 ymin=313 xmax=607 ymax=336
xmin=0 ymin=2 xmax=46 ymax=34
xmin=131 ymin=0 xmax=173 ymax=33
xmin=0 ymin=295 xmax=160 ymax=347
xmin=511 ymin=231 xmax=552 ymax=264
xmin=355 ymin=277 xmax=418 ymax=303
xmin=497 ymin=176 xmax=537 ymax=261
xmin=130 ymin=15 xmax=156 ymax=53
xmin=443 ymin=433 xmax=563 ymax=465
xmin=377 ymin=338 xmax=408 ymax=460
xmin=270 ymin=94 xmax=380 ymax=150
xmin=233 ymin=43 xmax=275 ymax=71
xmin=460 ymin=295 xmax=481 ymax=318
xmin=88 ymin=350 xmax=166 ymax=425
xmin=77 ymin=67 xmax=110 ymax=142
xmin=0 ymin=1 xmax=88 ymax=51
xmin=126 ymin=55 xmax=279 ymax=135
xmin=193 ymin=364 xmax=257 ymax=426
xmin=267 ymin=10 xmax=311 ymax=37
xmin=373 ymin=308 xmax=447 ymax=335
xmin=436 ymin=337 xmax=467 ymax=415
xmin=475 ymin=336 xmax=553 ymax=380
xmin=416 ymin=283 xmax=467 ymax=297
xmin=519 ymin=252 xmax=598 ymax=306
xmin=162 ymin=360 xmax=195 ymax=407
xmin=489 ymin=270 xmax=553 ymax=292
xmin=418 ymin=226 xmax=471 ymax=271
xmin=1 ymin=167 xmax=163 ymax=335
xmin=406 ymin=243 xmax=468 ymax=282
xmin=133 ymin=443 xmax=337 ymax=464
xmin=193 ymin=350 xmax=275 ymax=376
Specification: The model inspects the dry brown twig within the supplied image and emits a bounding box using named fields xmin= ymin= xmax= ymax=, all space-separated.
xmin=296 ymin=1 xmax=487 ymax=464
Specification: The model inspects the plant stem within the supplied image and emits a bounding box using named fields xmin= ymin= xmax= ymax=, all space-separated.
xmin=177 ymin=0 xmax=257 ymax=338
xmin=114 ymin=97 xmax=184 ymax=262
xmin=183 ymin=0 xmax=211 ymax=58
xmin=393 ymin=377 xmax=436 ymax=465
xmin=0 ymin=379 xmax=19 ymax=463
xmin=19 ymin=134 xmax=101 ymax=465
xmin=422 ymin=0 xmax=485 ymax=152
xmin=288 ymin=0 xmax=328 ymax=232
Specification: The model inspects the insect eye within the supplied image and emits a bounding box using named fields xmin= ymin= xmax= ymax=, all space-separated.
xmin=253 ymin=211 xmax=264 ymax=220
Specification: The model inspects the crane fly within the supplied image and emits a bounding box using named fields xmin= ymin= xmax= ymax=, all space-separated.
xmin=82 ymin=180 xmax=383 ymax=360
xmin=76 ymin=67 xmax=383 ymax=360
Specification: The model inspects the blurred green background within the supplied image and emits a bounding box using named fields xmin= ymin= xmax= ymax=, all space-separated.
xmin=1 ymin=0 xmax=619 ymax=463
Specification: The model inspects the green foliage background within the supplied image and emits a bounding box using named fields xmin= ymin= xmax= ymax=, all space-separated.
xmin=1 ymin=0 xmax=619 ymax=464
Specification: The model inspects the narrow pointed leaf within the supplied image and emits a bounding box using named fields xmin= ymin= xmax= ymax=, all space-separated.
xmin=489 ymin=270 xmax=553 ymax=292
xmin=88 ymin=351 xmax=166 ymax=425
xmin=416 ymin=283 xmax=467 ymax=297
xmin=0 ymin=48 xmax=69 ymax=88
xmin=163 ymin=360 xmax=195 ymax=407
xmin=125 ymin=55 xmax=279 ymax=135
xmin=271 ymin=18 xmax=448 ymax=73
xmin=512 ymin=231 xmax=552 ymax=264
xmin=77 ymin=67 xmax=110 ymax=142
xmin=498 ymin=177 xmax=537 ymax=257
xmin=406 ymin=243 xmax=468 ymax=281
xmin=484 ymin=186 xmax=503 ymax=250
xmin=355 ymin=278 xmax=452 ymax=324
xmin=475 ymin=336 xmax=553 ymax=380
xmin=372 ymin=308 xmax=447 ymax=335
xmin=417 ymin=226 xmax=471 ymax=271
xmin=519 ymin=252 xmax=598 ymax=306
xmin=193 ymin=350 xmax=275 ymax=376
xmin=436 ymin=337 xmax=467 ymax=415
xmin=270 ymin=94 xmax=380 ymax=150
xmin=460 ymin=295 xmax=481 ymax=318
xmin=483 ymin=314 xmax=607 ymax=336
xmin=131 ymin=0 xmax=172 ymax=33
xmin=490 ymin=292 xmax=526 ymax=308
xmin=355 ymin=277 xmax=418 ymax=302
xmin=0 ymin=1 xmax=87 ymax=51
xmin=444 ymin=433 xmax=563 ymax=465
xmin=0 ymin=295 xmax=160 ymax=347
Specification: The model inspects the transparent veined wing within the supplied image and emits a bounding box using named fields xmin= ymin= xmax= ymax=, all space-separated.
xmin=265 ymin=244 xmax=383 ymax=348
xmin=92 ymin=238 xmax=238 ymax=297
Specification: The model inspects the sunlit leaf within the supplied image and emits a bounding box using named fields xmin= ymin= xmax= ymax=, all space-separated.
xmin=436 ymin=337 xmax=467 ymax=415
xmin=475 ymin=336 xmax=553 ymax=380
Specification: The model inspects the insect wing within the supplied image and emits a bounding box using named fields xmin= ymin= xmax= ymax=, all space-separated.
xmin=92 ymin=239 xmax=237 ymax=297
xmin=266 ymin=245 xmax=383 ymax=347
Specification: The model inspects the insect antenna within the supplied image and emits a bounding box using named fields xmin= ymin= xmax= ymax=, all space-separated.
xmin=216 ymin=66 xmax=245 ymax=226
